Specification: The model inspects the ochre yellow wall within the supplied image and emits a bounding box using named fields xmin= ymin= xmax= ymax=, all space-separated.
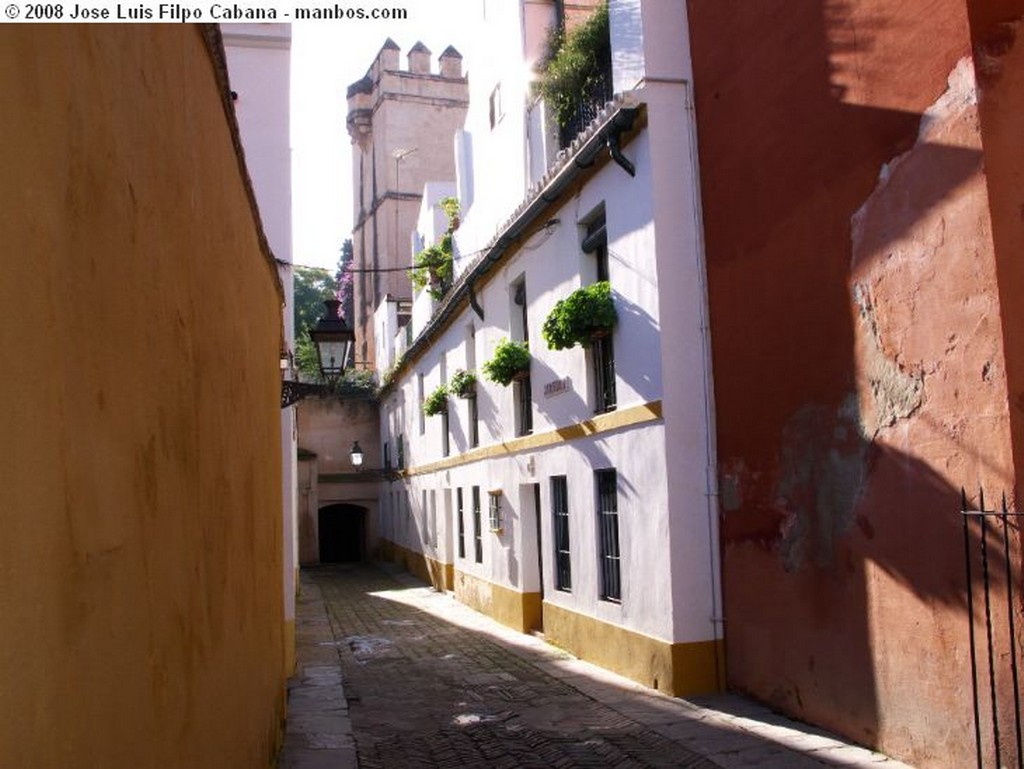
xmin=380 ymin=540 xmax=454 ymax=592
xmin=0 ymin=26 xmax=286 ymax=768
xmin=543 ymin=603 xmax=723 ymax=697
xmin=453 ymin=569 xmax=542 ymax=634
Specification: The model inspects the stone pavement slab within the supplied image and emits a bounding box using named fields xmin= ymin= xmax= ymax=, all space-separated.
xmin=277 ymin=577 xmax=358 ymax=769
xmin=279 ymin=564 xmax=915 ymax=769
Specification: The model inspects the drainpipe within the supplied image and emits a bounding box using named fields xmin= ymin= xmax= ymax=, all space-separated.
xmin=607 ymin=129 xmax=636 ymax=177
xmin=681 ymin=84 xmax=725 ymax=689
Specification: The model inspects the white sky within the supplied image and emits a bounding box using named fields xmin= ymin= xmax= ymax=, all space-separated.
xmin=290 ymin=6 xmax=476 ymax=272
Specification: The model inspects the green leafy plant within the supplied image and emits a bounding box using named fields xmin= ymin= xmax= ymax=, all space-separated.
xmin=537 ymin=2 xmax=611 ymax=130
xmin=482 ymin=339 xmax=531 ymax=387
xmin=422 ymin=383 xmax=449 ymax=416
xmin=448 ymin=368 xmax=477 ymax=398
xmin=542 ymin=281 xmax=617 ymax=350
xmin=410 ymin=197 xmax=463 ymax=300
xmin=439 ymin=195 xmax=461 ymax=224
xmin=409 ymin=238 xmax=454 ymax=300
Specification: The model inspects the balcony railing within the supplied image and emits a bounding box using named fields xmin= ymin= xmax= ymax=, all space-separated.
xmin=558 ymin=68 xmax=614 ymax=150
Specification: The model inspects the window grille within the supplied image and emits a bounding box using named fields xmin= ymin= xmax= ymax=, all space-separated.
xmin=488 ymin=491 xmax=503 ymax=532
xmin=592 ymin=336 xmax=616 ymax=414
xmin=516 ymin=375 xmax=533 ymax=435
xmin=472 ymin=486 xmax=483 ymax=563
xmin=468 ymin=394 xmax=479 ymax=448
xmin=551 ymin=476 xmax=571 ymax=591
xmin=596 ymin=469 xmax=621 ymax=601
xmin=457 ymin=488 xmax=466 ymax=559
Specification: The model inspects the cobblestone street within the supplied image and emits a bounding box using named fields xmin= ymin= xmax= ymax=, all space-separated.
xmin=283 ymin=564 xmax=914 ymax=769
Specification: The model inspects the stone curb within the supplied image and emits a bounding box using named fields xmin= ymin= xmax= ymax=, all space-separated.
xmin=277 ymin=576 xmax=358 ymax=769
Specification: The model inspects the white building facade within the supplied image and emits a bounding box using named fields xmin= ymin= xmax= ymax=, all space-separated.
xmin=374 ymin=0 xmax=722 ymax=696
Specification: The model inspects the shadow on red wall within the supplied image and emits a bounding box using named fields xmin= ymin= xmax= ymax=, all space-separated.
xmin=685 ymin=0 xmax=1022 ymax=764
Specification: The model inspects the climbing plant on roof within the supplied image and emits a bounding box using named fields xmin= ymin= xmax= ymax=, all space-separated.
xmin=537 ymin=2 xmax=611 ymax=130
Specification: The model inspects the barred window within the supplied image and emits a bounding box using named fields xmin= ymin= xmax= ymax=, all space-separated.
xmin=551 ymin=476 xmax=571 ymax=592
xmin=596 ymin=469 xmax=621 ymax=601
xmin=457 ymin=488 xmax=466 ymax=559
xmin=472 ymin=486 xmax=483 ymax=563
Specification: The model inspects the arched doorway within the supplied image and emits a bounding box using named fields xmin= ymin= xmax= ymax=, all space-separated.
xmin=318 ymin=504 xmax=366 ymax=563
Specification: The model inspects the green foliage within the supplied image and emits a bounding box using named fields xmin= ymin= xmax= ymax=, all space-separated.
xmin=439 ymin=196 xmax=461 ymax=221
xmin=541 ymin=281 xmax=617 ymax=350
xmin=537 ymin=3 xmax=611 ymax=129
xmin=293 ymin=266 xmax=336 ymax=337
xmin=482 ymin=339 xmax=531 ymax=387
xmin=409 ymin=240 xmax=453 ymax=300
xmin=293 ymin=331 xmax=320 ymax=380
xmin=331 ymin=367 xmax=378 ymax=396
xmin=422 ymin=383 xmax=449 ymax=416
xmin=410 ymin=198 xmax=462 ymax=301
xmin=448 ymin=369 xmax=477 ymax=399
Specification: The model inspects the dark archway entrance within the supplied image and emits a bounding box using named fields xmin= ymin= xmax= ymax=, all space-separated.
xmin=318 ymin=504 xmax=366 ymax=563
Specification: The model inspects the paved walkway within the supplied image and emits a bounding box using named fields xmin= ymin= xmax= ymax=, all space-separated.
xmin=279 ymin=563 xmax=914 ymax=769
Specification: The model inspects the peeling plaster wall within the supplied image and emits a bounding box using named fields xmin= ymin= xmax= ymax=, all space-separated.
xmin=687 ymin=1 xmax=1021 ymax=766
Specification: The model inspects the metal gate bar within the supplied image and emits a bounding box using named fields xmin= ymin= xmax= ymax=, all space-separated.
xmin=961 ymin=487 xmax=1024 ymax=769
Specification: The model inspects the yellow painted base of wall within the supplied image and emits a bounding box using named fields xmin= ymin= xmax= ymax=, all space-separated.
xmin=454 ymin=570 xmax=542 ymax=634
xmin=376 ymin=544 xmax=720 ymax=697
xmin=379 ymin=540 xmax=454 ymax=591
xmin=543 ymin=602 xmax=724 ymax=697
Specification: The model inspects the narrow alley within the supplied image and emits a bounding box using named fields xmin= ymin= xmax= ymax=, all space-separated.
xmin=280 ymin=565 xmax=915 ymax=769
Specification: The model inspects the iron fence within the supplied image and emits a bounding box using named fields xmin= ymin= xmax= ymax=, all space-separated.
xmin=962 ymin=487 xmax=1023 ymax=768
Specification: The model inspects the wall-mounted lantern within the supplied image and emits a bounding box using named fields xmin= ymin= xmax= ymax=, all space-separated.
xmin=308 ymin=298 xmax=354 ymax=385
xmin=350 ymin=441 xmax=364 ymax=468
xmin=281 ymin=299 xmax=355 ymax=408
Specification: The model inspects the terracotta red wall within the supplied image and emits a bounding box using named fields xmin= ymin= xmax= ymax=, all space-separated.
xmin=686 ymin=1 xmax=1023 ymax=766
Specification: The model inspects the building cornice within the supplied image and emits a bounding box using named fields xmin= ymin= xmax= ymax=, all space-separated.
xmin=352 ymin=191 xmax=424 ymax=233
xmin=393 ymin=400 xmax=663 ymax=478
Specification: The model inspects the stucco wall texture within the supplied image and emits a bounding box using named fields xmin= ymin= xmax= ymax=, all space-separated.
xmin=686 ymin=1 xmax=1024 ymax=767
xmin=296 ymin=397 xmax=381 ymax=564
xmin=0 ymin=26 xmax=286 ymax=767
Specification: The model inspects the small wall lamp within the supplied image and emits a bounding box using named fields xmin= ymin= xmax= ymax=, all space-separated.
xmin=350 ymin=441 xmax=364 ymax=467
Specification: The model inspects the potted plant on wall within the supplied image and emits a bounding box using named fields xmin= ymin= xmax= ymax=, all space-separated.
xmin=422 ymin=383 xmax=449 ymax=416
xmin=409 ymin=236 xmax=454 ymax=301
xmin=482 ymin=339 xmax=531 ymax=387
xmin=448 ymin=368 xmax=477 ymax=399
xmin=439 ymin=195 xmax=461 ymax=231
xmin=541 ymin=280 xmax=617 ymax=350
xmin=410 ymin=198 xmax=461 ymax=301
